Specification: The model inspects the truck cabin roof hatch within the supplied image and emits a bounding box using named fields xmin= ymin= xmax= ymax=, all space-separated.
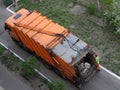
xmin=13 ymin=13 xmax=22 ymax=20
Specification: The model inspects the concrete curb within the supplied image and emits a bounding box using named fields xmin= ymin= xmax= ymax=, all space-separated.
xmin=6 ymin=2 xmax=15 ymax=14
xmin=101 ymin=65 xmax=120 ymax=80
xmin=0 ymin=42 xmax=51 ymax=82
xmin=5 ymin=1 xmax=120 ymax=82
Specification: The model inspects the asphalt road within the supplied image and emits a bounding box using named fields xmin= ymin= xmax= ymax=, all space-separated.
xmin=0 ymin=63 xmax=33 ymax=90
xmin=0 ymin=2 xmax=120 ymax=90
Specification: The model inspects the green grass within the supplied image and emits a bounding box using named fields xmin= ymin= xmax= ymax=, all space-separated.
xmin=2 ymin=0 xmax=12 ymax=6
xmin=21 ymin=57 xmax=40 ymax=77
xmin=100 ymin=0 xmax=113 ymax=10
xmin=18 ymin=0 xmax=77 ymax=28
xmin=1 ymin=53 xmax=21 ymax=71
xmin=86 ymin=3 xmax=96 ymax=15
xmin=43 ymin=80 xmax=66 ymax=90
xmin=0 ymin=46 xmax=5 ymax=55
xmin=100 ymin=0 xmax=113 ymax=5
xmin=48 ymin=80 xmax=66 ymax=90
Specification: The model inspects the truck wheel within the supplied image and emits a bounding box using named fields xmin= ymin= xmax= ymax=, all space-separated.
xmin=54 ymin=69 xmax=66 ymax=79
xmin=11 ymin=37 xmax=17 ymax=42
xmin=4 ymin=25 xmax=11 ymax=33
xmin=4 ymin=25 xmax=9 ymax=31
xmin=25 ymin=48 xmax=35 ymax=55
xmin=17 ymin=41 xmax=26 ymax=49
xmin=43 ymin=62 xmax=53 ymax=70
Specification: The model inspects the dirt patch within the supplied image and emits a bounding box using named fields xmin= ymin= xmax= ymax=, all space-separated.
xmin=68 ymin=3 xmax=74 ymax=8
xmin=79 ymin=0 xmax=97 ymax=5
xmin=87 ymin=15 xmax=106 ymax=26
xmin=70 ymin=5 xmax=86 ymax=15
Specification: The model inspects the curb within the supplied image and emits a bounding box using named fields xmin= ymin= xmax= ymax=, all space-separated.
xmin=101 ymin=65 xmax=120 ymax=80
xmin=0 ymin=42 xmax=51 ymax=82
xmin=6 ymin=2 xmax=16 ymax=14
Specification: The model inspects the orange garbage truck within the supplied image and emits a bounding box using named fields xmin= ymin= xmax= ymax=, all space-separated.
xmin=5 ymin=8 xmax=100 ymax=87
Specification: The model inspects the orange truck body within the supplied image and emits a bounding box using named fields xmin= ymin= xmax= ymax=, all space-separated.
xmin=5 ymin=8 xmax=100 ymax=86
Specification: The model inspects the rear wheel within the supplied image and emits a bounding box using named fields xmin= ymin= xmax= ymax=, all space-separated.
xmin=43 ymin=62 xmax=53 ymax=70
xmin=54 ymin=68 xmax=66 ymax=79
xmin=11 ymin=37 xmax=18 ymax=42
xmin=4 ymin=25 xmax=11 ymax=35
xmin=4 ymin=25 xmax=9 ymax=31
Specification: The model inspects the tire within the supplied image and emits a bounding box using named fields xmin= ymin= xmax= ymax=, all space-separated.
xmin=54 ymin=69 xmax=66 ymax=79
xmin=4 ymin=25 xmax=10 ymax=31
xmin=11 ymin=37 xmax=17 ymax=42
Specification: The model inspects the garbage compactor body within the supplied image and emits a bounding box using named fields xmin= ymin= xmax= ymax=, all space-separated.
xmin=5 ymin=8 xmax=100 ymax=86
